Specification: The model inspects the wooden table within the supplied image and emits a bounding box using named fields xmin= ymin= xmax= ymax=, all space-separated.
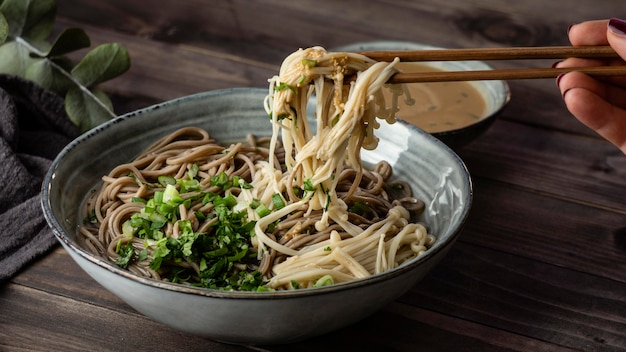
xmin=3 ymin=1 xmax=626 ymax=351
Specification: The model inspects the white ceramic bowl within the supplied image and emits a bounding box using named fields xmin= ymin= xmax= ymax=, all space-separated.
xmin=41 ymin=88 xmax=472 ymax=345
xmin=332 ymin=41 xmax=511 ymax=149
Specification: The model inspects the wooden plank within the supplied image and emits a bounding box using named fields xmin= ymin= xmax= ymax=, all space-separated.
xmin=12 ymin=247 xmax=129 ymax=310
xmin=51 ymin=17 xmax=278 ymax=106
xmin=457 ymin=119 xmax=626 ymax=211
xmin=54 ymin=0 xmax=622 ymax=57
xmin=6 ymin=261 xmax=577 ymax=352
xmin=501 ymin=80 xmax=598 ymax=138
xmin=403 ymin=243 xmax=626 ymax=351
xmin=462 ymin=178 xmax=626 ymax=283
xmin=0 ymin=284 xmax=251 ymax=352
xmin=278 ymin=301 xmax=579 ymax=352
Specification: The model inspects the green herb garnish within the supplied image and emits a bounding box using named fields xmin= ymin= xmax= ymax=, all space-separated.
xmin=301 ymin=58 xmax=316 ymax=68
xmin=115 ymin=241 xmax=135 ymax=269
xmin=313 ymin=274 xmax=334 ymax=287
xmin=274 ymin=81 xmax=296 ymax=94
xmin=119 ymin=172 xmax=268 ymax=291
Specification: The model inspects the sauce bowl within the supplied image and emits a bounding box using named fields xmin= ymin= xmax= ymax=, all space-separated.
xmin=333 ymin=41 xmax=511 ymax=149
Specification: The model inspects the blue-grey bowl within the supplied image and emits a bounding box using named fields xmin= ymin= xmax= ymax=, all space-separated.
xmin=41 ymin=87 xmax=472 ymax=345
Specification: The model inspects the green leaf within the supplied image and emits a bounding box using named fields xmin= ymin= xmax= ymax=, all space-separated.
xmin=0 ymin=40 xmax=39 ymax=75
xmin=65 ymin=87 xmax=115 ymax=132
xmin=25 ymin=57 xmax=74 ymax=93
xmin=114 ymin=241 xmax=135 ymax=269
xmin=0 ymin=0 xmax=56 ymax=40
xmin=0 ymin=13 xmax=9 ymax=44
xmin=71 ymin=43 xmax=130 ymax=87
xmin=0 ymin=0 xmax=131 ymax=133
xmin=32 ymin=27 xmax=90 ymax=58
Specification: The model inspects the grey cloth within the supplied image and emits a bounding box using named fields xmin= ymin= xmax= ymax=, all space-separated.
xmin=0 ymin=75 xmax=79 ymax=282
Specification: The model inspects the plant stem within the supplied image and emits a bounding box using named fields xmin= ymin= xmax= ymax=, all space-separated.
xmin=14 ymin=36 xmax=116 ymax=118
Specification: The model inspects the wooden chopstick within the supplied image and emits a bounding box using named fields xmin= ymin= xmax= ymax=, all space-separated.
xmin=357 ymin=45 xmax=619 ymax=62
xmin=353 ymin=45 xmax=626 ymax=83
xmin=387 ymin=66 xmax=626 ymax=83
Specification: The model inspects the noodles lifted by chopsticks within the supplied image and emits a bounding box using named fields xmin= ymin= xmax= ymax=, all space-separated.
xmin=77 ymin=46 xmax=436 ymax=291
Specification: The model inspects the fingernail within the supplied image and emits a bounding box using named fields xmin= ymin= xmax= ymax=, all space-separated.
xmin=552 ymin=60 xmax=563 ymax=68
xmin=567 ymin=24 xmax=574 ymax=35
xmin=555 ymin=73 xmax=564 ymax=88
xmin=608 ymin=18 xmax=626 ymax=37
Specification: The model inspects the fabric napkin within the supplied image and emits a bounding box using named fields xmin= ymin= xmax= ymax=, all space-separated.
xmin=0 ymin=74 xmax=79 ymax=282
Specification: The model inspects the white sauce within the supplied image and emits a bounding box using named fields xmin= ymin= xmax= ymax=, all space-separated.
xmin=384 ymin=63 xmax=487 ymax=133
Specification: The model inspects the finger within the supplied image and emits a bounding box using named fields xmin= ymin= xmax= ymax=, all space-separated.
xmin=558 ymin=71 xmax=626 ymax=111
xmin=568 ymin=20 xmax=610 ymax=46
xmin=555 ymin=58 xmax=626 ymax=87
xmin=557 ymin=57 xmax=623 ymax=68
xmin=560 ymin=75 xmax=626 ymax=154
xmin=607 ymin=18 xmax=626 ymax=61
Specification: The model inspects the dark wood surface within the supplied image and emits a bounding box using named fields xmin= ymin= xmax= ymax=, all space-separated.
xmin=2 ymin=1 xmax=626 ymax=351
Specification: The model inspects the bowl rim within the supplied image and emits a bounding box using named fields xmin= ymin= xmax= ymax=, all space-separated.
xmin=41 ymin=87 xmax=474 ymax=300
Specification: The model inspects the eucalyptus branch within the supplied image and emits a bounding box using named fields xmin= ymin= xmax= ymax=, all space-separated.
xmin=0 ymin=0 xmax=130 ymax=132
xmin=14 ymin=35 xmax=117 ymax=119
xmin=14 ymin=36 xmax=45 ymax=56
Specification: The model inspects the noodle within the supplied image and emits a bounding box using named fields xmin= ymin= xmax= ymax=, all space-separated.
xmin=77 ymin=46 xmax=436 ymax=291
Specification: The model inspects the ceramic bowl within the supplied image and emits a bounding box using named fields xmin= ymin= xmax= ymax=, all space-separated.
xmin=41 ymin=87 xmax=472 ymax=345
xmin=332 ymin=41 xmax=511 ymax=149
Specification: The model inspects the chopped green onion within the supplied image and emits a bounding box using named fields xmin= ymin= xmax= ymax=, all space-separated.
xmin=122 ymin=220 xmax=135 ymax=239
xmin=158 ymin=175 xmax=176 ymax=187
xmin=301 ymin=58 xmax=317 ymax=68
xmin=210 ymin=172 xmax=231 ymax=188
xmin=277 ymin=113 xmax=291 ymax=120
xmin=274 ymin=82 xmax=296 ymax=94
xmin=313 ymin=274 xmax=334 ymax=287
xmin=179 ymin=179 xmax=200 ymax=192
xmin=303 ymin=179 xmax=315 ymax=192
xmin=138 ymin=249 xmax=148 ymax=262
xmin=114 ymin=240 xmax=135 ymax=269
xmin=163 ymin=184 xmax=181 ymax=204
xmin=272 ymin=193 xmax=285 ymax=210
xmin=255 ymin=204 xmax=271 ymax=218
xmin=211 ymin=194 xmax=237 ymax=210
xmin=131 ymin=197 xmax=147 ymax=204
xmin=194 ymin=211 xmax=206 ymax=221
xmin=187 ymin=163 xmax=199 ymax=179
xmin=349 ymin=201 xmax=370 ymax=216
xmin=249 ymin=199 xmax=261 ymax=209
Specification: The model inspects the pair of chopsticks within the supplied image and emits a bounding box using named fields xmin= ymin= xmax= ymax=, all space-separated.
xmin=355 ymin=45 xmax=625 ymax=83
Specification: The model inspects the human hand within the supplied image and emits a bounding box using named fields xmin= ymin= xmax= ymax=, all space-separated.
xmin=556 ymin=18 xmax=626 ymax=155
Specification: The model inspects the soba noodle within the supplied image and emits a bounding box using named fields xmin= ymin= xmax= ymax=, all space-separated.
xmin=77 ymin=46 xmax=436 ymax=291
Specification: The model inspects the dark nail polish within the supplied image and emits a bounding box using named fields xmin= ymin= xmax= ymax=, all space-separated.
xmin=609 ymin=18 xmax=626 ymax=37
xmin=567 ymin=24 xmax=574 ymax=35
xmin=555 ymin=73 xmax=564 ymax=88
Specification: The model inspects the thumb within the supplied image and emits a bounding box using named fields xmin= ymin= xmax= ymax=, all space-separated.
xmin=607 ymin=18 xmax=626 ymax=61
